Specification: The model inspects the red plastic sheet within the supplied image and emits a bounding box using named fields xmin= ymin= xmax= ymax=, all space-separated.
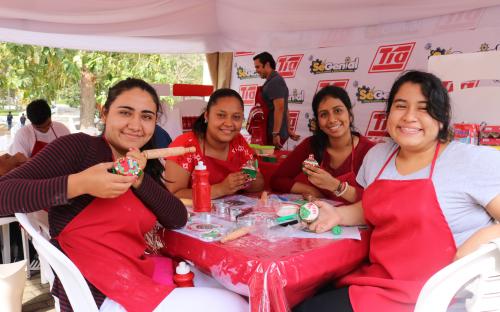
xmin=160 ymin=229 xmax=370 ymax=311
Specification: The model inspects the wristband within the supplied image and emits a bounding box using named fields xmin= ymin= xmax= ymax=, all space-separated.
xmin=334 ymin=181 xmax=348 ymax=197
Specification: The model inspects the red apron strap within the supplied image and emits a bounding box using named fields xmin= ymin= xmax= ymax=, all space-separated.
xmin=349 ymin=136 xmax=355 ymax=173
xmin=50 ymin=125 xmax=58 ymax=139
xmin=374 ymin=146 xmax=399 ymax=181
xmin=428 ymin=142 xmax=441 ymax=179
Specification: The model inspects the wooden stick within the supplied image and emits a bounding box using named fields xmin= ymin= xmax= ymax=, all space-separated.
xmin=143 ymin=146 xmax=196 ymax=159
xmin=220 ymin=226 xmax=253 ymax=243
xmin=260 ymin=191 xmax=268 ymax=207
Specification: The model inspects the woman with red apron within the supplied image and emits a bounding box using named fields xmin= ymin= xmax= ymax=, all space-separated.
xmin=271 ymin=86 xmax=374 ymax=204
xmin=0 ymin=78 xmax=250 ymax=312
xmin=294 ymin=137 xmax=362 ymax=205
xmin=165 ymin=88 xmax=265 ymax=199
xmin=55 ymin=169 xmax=175 ymax=311
xmin=292 ymin=71 xmax=498 ymax=312
xmin=337 ymin=143 xmax=456 ymax=311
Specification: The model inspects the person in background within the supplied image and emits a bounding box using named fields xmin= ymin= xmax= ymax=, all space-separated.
xmin=271 ymin=86 xmax=375 ymax=204
xmin=9 ymin=99 xmax=70 ymax=157
xmin=20 ymin=113 xmax=26 ymax=126
xmin=293 ymin=70 xmax=500 ymax=312
xmin=0 ymin=78 xmax=248 ymax=312
xmin=165 ymin=88 xmax=265 ymax=199
xmin=6 ymin=111 xmax=13 ymax=130
xmin=154 ymin=124 xmax=172 ymax=148
xmin=0 ymin=152 xmax=27 ymax=176
xmin=253 ymin=51 xmax=299 ymax=148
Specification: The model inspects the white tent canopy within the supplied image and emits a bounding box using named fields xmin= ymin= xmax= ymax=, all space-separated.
xmin=1 ymin=0 xmax=500 ymax=53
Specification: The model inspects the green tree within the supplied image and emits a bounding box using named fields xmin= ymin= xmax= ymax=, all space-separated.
xmin=0 ymin=42 xmax=204 ymax=128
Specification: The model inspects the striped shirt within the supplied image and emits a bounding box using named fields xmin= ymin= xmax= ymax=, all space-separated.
xmin=0 ymin=132 xmax=187 ymax=311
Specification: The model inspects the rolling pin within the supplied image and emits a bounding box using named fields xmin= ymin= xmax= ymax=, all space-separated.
xmin=111 ymin=146 xmax=196 ymax=176
xmin=143 ymin=146 xmax=196 ymax=159
xmin=220 ymin=226 xmax=253 ymax=244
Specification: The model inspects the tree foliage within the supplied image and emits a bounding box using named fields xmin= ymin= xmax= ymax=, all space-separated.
xmin=0 ymin=42 xmax=204 ymax=112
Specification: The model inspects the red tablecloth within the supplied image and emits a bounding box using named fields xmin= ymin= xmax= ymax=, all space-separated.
xmin=160 ymin=228 xmax=369 ymax=312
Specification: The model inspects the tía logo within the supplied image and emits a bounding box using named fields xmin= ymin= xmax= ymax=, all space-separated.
xmin=239 ymin=84 xmax=258 ymax=105
xmin=369 ymin=42 xmax=415 ymax=73
xmin=310 ymin=57 xmax=359 ymax=74
xmin=316 ymin=79 xmax=349 ymax=93
xmin=276 ymin=54 xmax=303 ymax=78
xmin=289 ymin=88 xmax=305 ymax=104
xmin=365 ymin=111 xmax=390 ymax=141
xmin=356 ymin=86 xmax=388 ymax=103
xmin=234 ymin=52 xmax=255 ymax=57
xmin=236 ymin=66 xmax=259 ymax=80
xmin=288 ymin=110 xmax=300 ymax=132
xmin=442 ymin=80 xmax=479 ymax=93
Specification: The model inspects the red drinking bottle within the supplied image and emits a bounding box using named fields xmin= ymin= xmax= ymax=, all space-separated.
xmin=192 ymin=161 xmax=211 ymax=212
xmin=173 ymin=261 xmax=195 ymax=287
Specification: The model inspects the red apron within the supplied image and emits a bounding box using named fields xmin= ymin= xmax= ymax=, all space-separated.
xmin=55 ymin=189 xmax=174 ymax=311
xmin=294 ymin=140 xmax=360 ymax=204
xmin=31 ymin=125 xmax=58 ymax=157
xmin=337 ymin=143 xmax=456 ymax=312
xmin=247 ymin=86 xmax=269 ymax=145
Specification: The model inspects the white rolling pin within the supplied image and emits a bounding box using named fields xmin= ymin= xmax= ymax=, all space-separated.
xmin=143 ymin=146 xmax=196 ymax=159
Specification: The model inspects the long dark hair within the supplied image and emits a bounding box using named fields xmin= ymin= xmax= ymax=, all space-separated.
xmin=387 ymin=70 xmax=451 ymax=142
xmin=103 ymin=78 xmax=165 ymax=185
xmin=310 ymin=85 xmax=357 ymax=163
xmin=192 ymin=88 xmax=244 ymax=138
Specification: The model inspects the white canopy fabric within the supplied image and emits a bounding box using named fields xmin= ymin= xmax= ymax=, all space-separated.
xmin=1 ymin=0 xmax=500 ymax=53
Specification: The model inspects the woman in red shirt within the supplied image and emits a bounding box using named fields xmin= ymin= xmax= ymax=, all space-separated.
xmin=271 ymin=86 xmax=375 ymax=204
xmin=165 ymin=88 xmax=264 ymax=199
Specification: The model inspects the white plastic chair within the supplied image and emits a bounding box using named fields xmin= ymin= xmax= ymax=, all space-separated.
xmin=177 ymin=98 xmax=207 ymax=133
xmin=1 ymin=216 xmax=30 ymax=277
xmin=415 ymin=237 xmax=500 ymax=312
xmin=20 ymin=210 xmax=54 ymax=285
xmin=1 ymin=216 xmax=17 ymax=264
xmin=0 ymin=260 xmax=26 ymax=312
xmin=172 ymin=83 xmax=212 ymax=134
xmin=15 ymin=213 xmax=99 ymax=312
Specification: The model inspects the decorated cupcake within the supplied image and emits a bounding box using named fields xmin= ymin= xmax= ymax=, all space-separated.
xmin=112 ymin=156 xmax=143 ymax=177
xmin=299 ymin=202 xmax=320 ymax=223
xmin=241 ymin=159 xmax=257 ymax=181
xmin=302 ymin=154 xmax=319 ymax=174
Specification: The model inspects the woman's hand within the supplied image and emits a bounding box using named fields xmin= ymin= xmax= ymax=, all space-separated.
xmin=308 ymin=200 xmax=342 ymax=233
xmin=126 ymin=147 xmax=148 ymax=188
xmin=219 ymin=171 xmax=248 ymax=195
xmin=68 ymin=162 xmax=136 ymax=199
xmin=303 ymin=164 xmax=339 ymax=191
xmin=0 ymin=152 xmax=28 ymax=176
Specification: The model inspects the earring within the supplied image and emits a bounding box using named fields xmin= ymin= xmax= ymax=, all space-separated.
xmin=204 ymin=119 xmax=208 ymax=123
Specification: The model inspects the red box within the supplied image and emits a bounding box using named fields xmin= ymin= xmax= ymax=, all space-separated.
xmin=479 ymin=138 xmax=500 ymax=146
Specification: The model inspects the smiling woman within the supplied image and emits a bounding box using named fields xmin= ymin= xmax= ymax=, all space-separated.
xmin=271 ymin=85 xmax=375 ymax=204
xmin=0 ymin=78 xmax=249 ymax=312
xmin=165 ymin=88 xmax=265 ymax=199
xmin=293 ymin=71 xmax=500 ymax=312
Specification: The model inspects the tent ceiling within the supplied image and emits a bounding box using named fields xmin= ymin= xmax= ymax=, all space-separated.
xmin=0 ymin=0 xmax=500 ymax=53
